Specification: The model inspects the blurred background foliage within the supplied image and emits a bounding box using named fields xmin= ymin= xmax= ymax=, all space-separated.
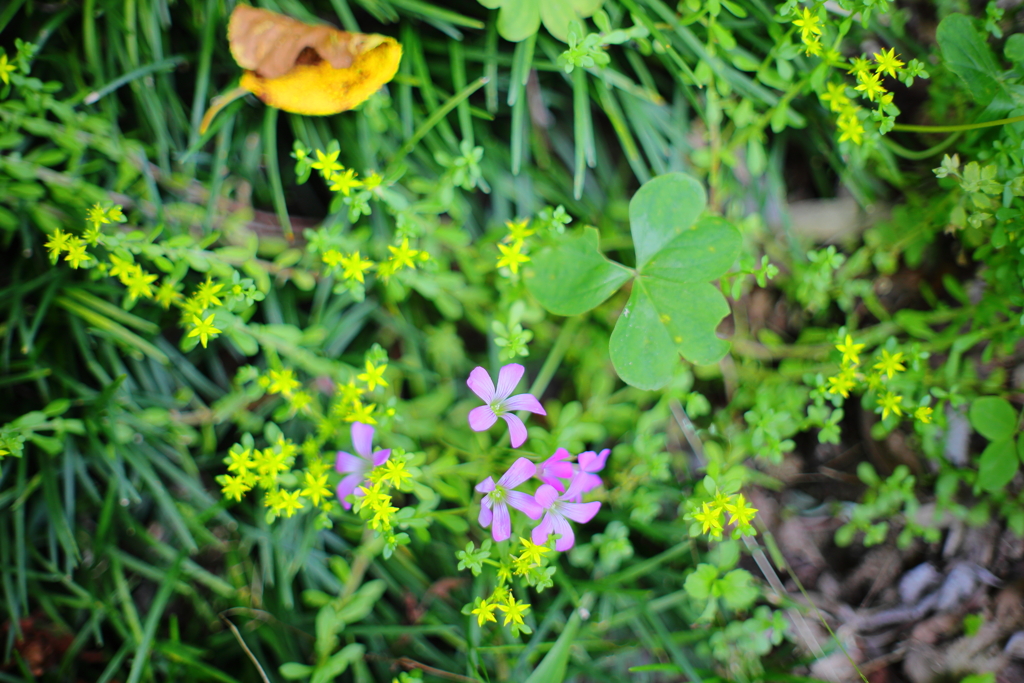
xmin=3 ymin=0 xmax=1024 ymax=681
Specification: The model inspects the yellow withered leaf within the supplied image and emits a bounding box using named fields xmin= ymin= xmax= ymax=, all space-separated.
xmin=226 ymin=5 xmax=401 ymax=117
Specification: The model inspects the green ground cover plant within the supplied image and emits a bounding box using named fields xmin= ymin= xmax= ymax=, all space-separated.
xmin=4 ymin=0 xmax=1024 ymax=681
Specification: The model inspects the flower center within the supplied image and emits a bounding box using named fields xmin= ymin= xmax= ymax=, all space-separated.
xmin=489 ymin=485 xmax=507 ymax=504
xmin=489 ymin=400 xmax=506 ymax=416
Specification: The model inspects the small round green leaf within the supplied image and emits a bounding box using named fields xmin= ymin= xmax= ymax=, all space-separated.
xmin=969 ymin=396 xmax=1017 ymax=442
xmin=978 ymin=438 xmax=1018 ymax=492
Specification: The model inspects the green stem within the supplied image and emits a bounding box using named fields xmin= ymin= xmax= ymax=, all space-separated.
xmin=263 ymin=107 xmax=293 ymax=241
xmin=387 ymin=76 xmax=488 ymax=175
xmin=892 ymin=114 xmax=1024 ymax=133
xmin=528 ymin=315 xmax=583 ymax=399
xmin=882 ymin=131 xmax=963 ymax=160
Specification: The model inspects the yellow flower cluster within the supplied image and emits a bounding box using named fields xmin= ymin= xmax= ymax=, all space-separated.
xmin=470 ymin=585 xmax=532 ymax=630
xmin=218 ymin=437 xmax=334 ymax=519
xmin=790 ymin=5 xmax=910 ymax=146
xmin=321 ymin=237 xmax=428 ymax=282
xmin=309 ymin=149 xmax=383 ymax=195
xmin=355 ymin=459 xmax=411 ymax=532
xmin=825 ymin=334 xmax=933 ymax=423
xmin=45 ymin=203 xmax=126 ymax=269
xmin=692 ymin=490 xmax=758 ymax=540
xmin=328 ymin=359 xmax=390 ymax=425
xmin=496 ymin=218 xmax=533 ymax=275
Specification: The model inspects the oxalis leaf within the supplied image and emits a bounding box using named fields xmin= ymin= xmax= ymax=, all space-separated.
xmin=614 ymin=174 xmax=740 ymax=389
xmin=527 ymin=173 xmax=740 ymax=390
xmin=526 ymin=227 xmax=632 ymax=315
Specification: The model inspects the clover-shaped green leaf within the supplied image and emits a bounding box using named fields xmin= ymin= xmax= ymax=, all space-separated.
xmin=528 ymin=173 xmax=740 ymax=390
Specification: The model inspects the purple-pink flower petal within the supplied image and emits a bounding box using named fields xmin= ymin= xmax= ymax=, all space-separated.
xmin=468 ymin=405 xmax=498 ymax=432
xmin=561 ymin=500 xmax=601 ymax=524
xmin=466 ymin=367 xmax=496 ymax=403
xmin=495 ymin=363 xmax=525 ymax=401
xmin=497 ymin=457 xmax=536 ymax=489
xmin=351 ymin=422 xmax=375 ymax=458
xmin=550 ymin=514 xmax=576 ymax=551
xmin=504 ymin=393 xmax=546 ymax=415
xmin=534 ymin=483 xmax=559 ymax=508
xmin=579 ymin=449 xmax=609 ymax=473
xmin=539 ymin=448 xmax=574 ymax=491
xmin=475 ymin=476 xmax=496 ymax=493
xmin=563 ymin=471 xmax=593 ymax=501
xmin=502 ymin=413 xmax=529 ymax=448
xmin=492 ymin=503 xmax=512 ymax=541
xmin=506 ymin=490 xmax=544 ymax=519
xmin=577 ymin=472 xmax=603 ymax=498
xmin=479 ymin=500 xmax=493 ymax=528
xmin=336 ymin=473 xmax=364 ymax=510
xmin=335 ymin=451 xmax=364 ymax=475
xmin=531 ymin=515 xmax=554 ymax=546
xmin=372 ymin=448 xmax=392 ymax=467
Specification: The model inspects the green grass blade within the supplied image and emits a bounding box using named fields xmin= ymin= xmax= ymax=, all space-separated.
xmin=125 ymin=555 xmax=183 ymax=683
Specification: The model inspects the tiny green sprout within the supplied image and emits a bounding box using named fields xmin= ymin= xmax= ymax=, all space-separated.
xmin=456 ymin=540 xmax=492 ymax=576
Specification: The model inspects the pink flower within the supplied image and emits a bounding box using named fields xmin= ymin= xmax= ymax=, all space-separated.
xmin=335 ymin=422 xmax=391 ymax=510
xmin=476 ymin=457 xmax=543 ymax=542
xmin=531 ymin=473 xmax=601 ymax=551
xmin=467 ymin=363 xmax=546 ymax=448
xmin=537 ymin=447 xmax=575 ymax=493
xmin=574 ymin=448 xmax=609 ymax=500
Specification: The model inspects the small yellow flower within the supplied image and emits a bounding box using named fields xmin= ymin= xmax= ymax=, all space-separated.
xmin=337 ymin=379 xmax=364 ymax=404
xmin=311 ymin=149 xmax=343 ymax=177
xmin=193 ymin=278 xmax=224 ymax=309
xmin=914 ymin=406 xmax=934 ymax=424
xmin=124 ymin=268 xmax=158 ymax=301
xmin=154 ymin=280 xmax=183 ymax=309
xmin=471 ymin=598 xmax=498 ymax=626
xmin=322 ymin=249 xmax=345 ymax=268
xmin=63 ymin=237 xmax=90 ymax=269
xmin=826 ymin=368 xmax=857 ymax=399
xmin=496 ymin=594 xmax=530 ymax=627
xmin=723 ymin=494 xmax=758 ymax=528
xmin=791 ymin=7 xmax=822 ymax=42
xmin=873 ymin=349 xmax=906 ymax=380
xmin=847 ymin=56 xmax=873 ymax=78
xmin=340 ymin=251 xmax=374 ymax=283
xmin=820 ymin=82 xmax=851 ymax=114
xmin=837 ymin=111 xmax=865 ymax=145
xmin=872 ymin=47 xmax=905 ymax=79
xmin=0 ymin=52 xmax=16 ymax=85
xmin=86 ymin=204 xmax=110 ymax=228
xmin=836 ymin=334 xmax=865 ymax=366
xmin=276 ymin=489 xmax=305 ymax=517
xmin=329 ymin=168 xmax=362 ymax=196
xmin=878 ymin=391 xmax=904 ymax=420
xmin=301 ymin=471 xmax=332 ymax=506
xmin=505 ymin=219 xmax=535 ymax=243
xmin=221 ymin=475 xmax=251 ymax=502
xmin=854 ymin=72 xmax=886 ymax=102
xmin=387 ymin=238 xmax=420 ymax=271
xmin=496 ymin=241 xmax=529 ymax=274
xmin=379 ymin=459 xmax=411 ymax=489
xmin=44 ymin=229 xmax=70 ymax=262
xmin=267 ymin=368 xmax=301 ymax=395
xmin=693 ymin=502 xmax=723 ymax=537
xmin=346 ymin=399 xmax=377 ymax=424
xmin=188 ymin=313 xmax=221 ymax=348
xmin=226 ymin=447 xmax=255 ymax=475
xmin=518 ymin=537 xmax=551 ymax=566
xmin=357 ymin=360 xmax=388 ymax=391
